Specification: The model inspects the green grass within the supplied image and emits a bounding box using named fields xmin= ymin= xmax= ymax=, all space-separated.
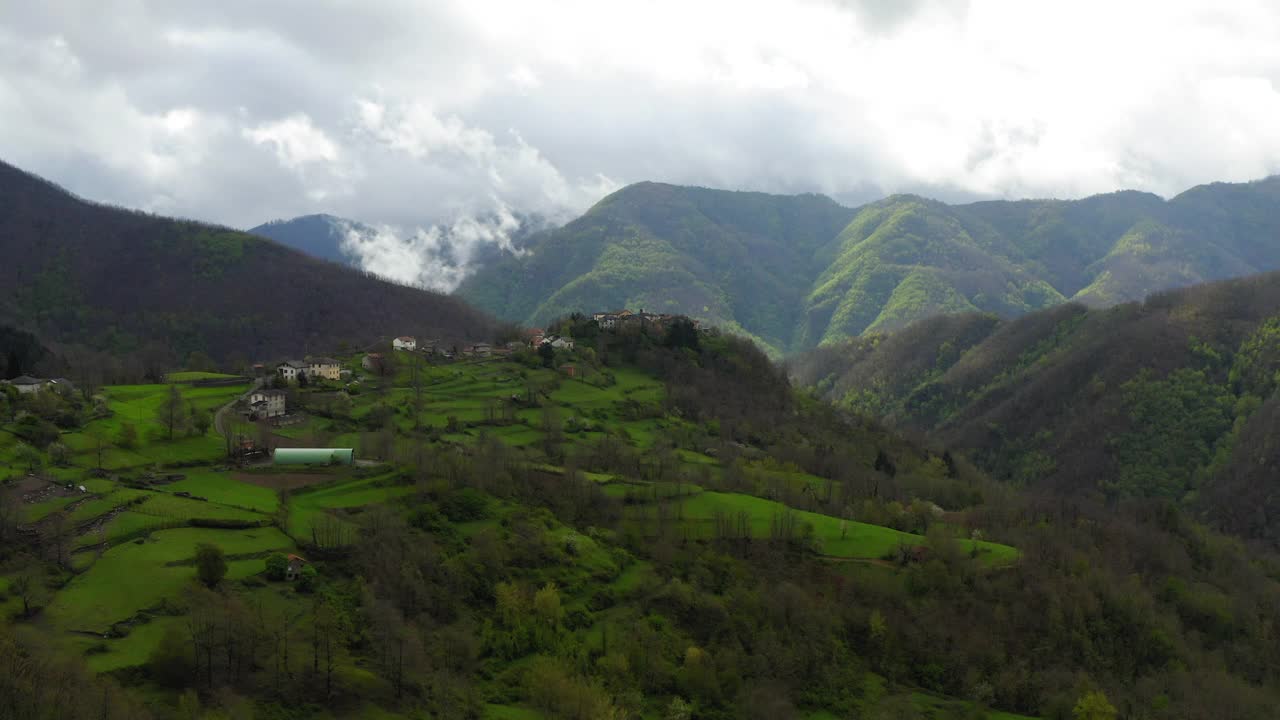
xmin=164 ymin=471 xmax=279 ymax=513
xmin=484 ymin=704 xmax=546 ymax=719
xmin=133 ymin=493 xmax=266 ymax=523
xmin=911 ymin=692 xmax=1041 ymax=719
xmin=629 ymin=491 xmax=1018 ymax=564
xmin=47 ymin=526 xmax=294 ymax=632
xmin=165 ymin=371 xmax=242 ymax=382
xmin=287 ymin=474 xmax=414 ymax=540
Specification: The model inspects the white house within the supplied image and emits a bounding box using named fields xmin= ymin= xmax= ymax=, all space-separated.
xmin=247 ymin=388 xmax=287 ymax=418
xmin=393 ymin=336 xmax=416 ymax=351
xmin=3 ymin=375 xmax=49 ymax=395
xmin=277 ymin=361 xmax=306 ymax=383
xmin=549 ymin=337 xmax=575 ymax=350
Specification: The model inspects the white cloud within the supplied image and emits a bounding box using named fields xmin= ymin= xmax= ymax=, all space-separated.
xmin=3 ymin=0 xmax=1280 ymax=284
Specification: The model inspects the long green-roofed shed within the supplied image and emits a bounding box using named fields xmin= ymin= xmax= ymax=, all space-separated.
xmin=273 ymin=448 xmax=355 ymax=465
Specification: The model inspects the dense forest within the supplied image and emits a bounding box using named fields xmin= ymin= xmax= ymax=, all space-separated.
xmin=459 ymin=177 xmax=1280 ymax=354
xmin=0 ymin=160 xmax=507 ymax=371
xmin=789 ymin=270 xmax=1280 ymax=548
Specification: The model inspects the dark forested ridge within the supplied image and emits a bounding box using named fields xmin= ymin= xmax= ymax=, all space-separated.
xmin=0 ymin=160 xmax=504 ymax=367
xmin=460 ymin=177 xmax=1280 ymax=354
xmin=249 ymin=214 xmax=363 ymax=266
xmin=790 ymin=269 xmax=1280 ymax=545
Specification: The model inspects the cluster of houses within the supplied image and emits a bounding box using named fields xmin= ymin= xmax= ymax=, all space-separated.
xmin=526 ymin=329 xmax=574 ymax=351
xmin=591 ymin=309 xmax=690 ymax=331
xmin=275 ymin=357 xmax=343 ymax=383
xmin=0 ymin=375 xmax=76 ymax=395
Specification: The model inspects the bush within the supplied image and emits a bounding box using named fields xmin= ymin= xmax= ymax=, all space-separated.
xmin=265 ymin=553 xmax=288 ymax=581
xmin=296 ymin=563 xmax=318 ymax=593
xmin=441 ymin=488 xmax=490 ymax=522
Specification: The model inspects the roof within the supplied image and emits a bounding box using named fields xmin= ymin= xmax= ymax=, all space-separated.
xmin=253 ymin=388 xmax=286 ymax=397
xmin=395 ymin=336 xmax=415 ymax=342
xmin=287 ymin=554 xmax=307 ymax=562
xmin=308 ymin=357 xmax=339 ymax=365
xmin=365 ymin=352 xmax=383 ymax=358
xmin=278 ymin=360 xmax=306 ymax=369
xmin=7 ymin=375 xmax=46 ymax=385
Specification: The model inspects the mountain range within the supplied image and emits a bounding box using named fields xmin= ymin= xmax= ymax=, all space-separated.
xmin=453 ymin=177 xmax=1280 ymax=354
xmin=0 ymin=160 xmax=504 ymax=370
xmin=789 ymin=269 xmax=1280 ymax=545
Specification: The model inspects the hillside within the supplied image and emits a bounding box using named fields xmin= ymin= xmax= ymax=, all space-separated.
xmin=4 ymin=319 xmax=1280 ymax=719
xmin=0 ymin=161 xmax=504 ymax=368
xmin=460 ymin=178 xmax=1280 ymax=353
xmin=790 ymin=270 xmax=1280 ymax=545
xmin=457 ymin=182 xmax=859 ymax=352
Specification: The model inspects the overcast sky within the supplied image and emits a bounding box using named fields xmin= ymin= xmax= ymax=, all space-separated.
xmin=5 ymin=1 xmax=1280 ymax=285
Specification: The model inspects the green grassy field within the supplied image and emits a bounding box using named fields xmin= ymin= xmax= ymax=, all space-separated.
xmin=165 ymin=371 xmax=244 ymax=382
xmin=287 ymin=473 xmax=414 ymax=540
xmin=159 ymin=471 xmax=279 ymax=513
xmin=625 ymin=491 xmax=1018 ymax=564
xmin=47 ymin=526 xmax=294 ymax=633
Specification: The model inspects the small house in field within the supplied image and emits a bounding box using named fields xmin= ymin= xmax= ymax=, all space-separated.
xmin=558 ymin=363 xmax=578 ymax=378
xmin=361 ymin=352 xmax=383 ymax=372
xmin=4 ymin=375 xmax=50 ymax=395
xmin=286 ymin=554 xmax=307 ymax=581
xmin=393 ymin=336 xmax=416 ymax=351
xmin=247 ymin=388 xmax=287 ymax=419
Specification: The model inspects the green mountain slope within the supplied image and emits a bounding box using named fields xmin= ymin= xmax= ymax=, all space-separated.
xmin=0 ymin=160 xmax=504 ymax=368
xmin=460 ymin=178 xmax=1280 ymax=354
xmin=791 ymin=269 xmax=1280 ymax=546
xmin=458 ymin=182 xmax=857 ymax=351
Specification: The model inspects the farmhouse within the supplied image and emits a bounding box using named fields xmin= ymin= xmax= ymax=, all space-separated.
xmin=286 ymin=554 xmax=307 ymax=581
xmin=393 ymin=336 xmax=416 ymax=351
xmin=548 ymin=336 xmax=575 ymax=350
xmin=361 ymin=352 xmax=383 ymax=372
xmin=247 ymin=388 xmax=286 ymax=419
xmin=3 ymin=375 xmax=50 ymax=395
xmin=276 ymin=360 xmax=306 ymax=383
xmin=559 ymin=363 xmax=579 ymax=378
xmin=307 ymin=357 xmax=341 ymax=381
xmin=471 ymin=342 xmax=493 ymax=357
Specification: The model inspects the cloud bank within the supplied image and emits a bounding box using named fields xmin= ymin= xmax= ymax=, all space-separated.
xmin=4 ymin=1 xmax=1280 ymax=287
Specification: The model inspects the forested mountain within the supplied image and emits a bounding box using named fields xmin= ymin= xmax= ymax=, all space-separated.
xmin=249 ymin=214 xmax=366 ymax=266
xmin=0 ymin=161 xmax=504 ymax=369
xmin=457 ymin=182 xmax=860 ymax=351
xmin=790 ymin=270 xmax=1280 ymax=545
xmin=460 ymin=177 xmax=1280 ymax=353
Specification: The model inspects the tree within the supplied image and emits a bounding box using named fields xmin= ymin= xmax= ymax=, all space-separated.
xmin=538 ymin=342 xmax=555 ymax=368
xmin=265 ymin=553 xmax=288 ymax=581
xmin=297 ymin=563 xmax=318 ymax=592
xmin=46 ymin=441 xmax=70 ymax=467
xmin=8 ymin=558 xmax=47 ymax=618
xmin=117 ymin=422 xmax=139 ymax=450
xmin=158 ymin=384 xmax=188 ymax=440
xmin=190 ymin=406 xmax=212 ymax=436
xmin=14 ymin=442 xmax=41 ymax=473
xmin=1073 ymin=691 xmax=1117 ymax=720
xmin=195 ymin=543 xmax=227 ymax=587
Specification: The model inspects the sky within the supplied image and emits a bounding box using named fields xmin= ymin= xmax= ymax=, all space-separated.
xmin=4 ymin=1 xmax=1280 ymax=289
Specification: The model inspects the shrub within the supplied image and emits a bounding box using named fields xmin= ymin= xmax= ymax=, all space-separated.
xmin=265 ymin=553 xmax=288 ymax=581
